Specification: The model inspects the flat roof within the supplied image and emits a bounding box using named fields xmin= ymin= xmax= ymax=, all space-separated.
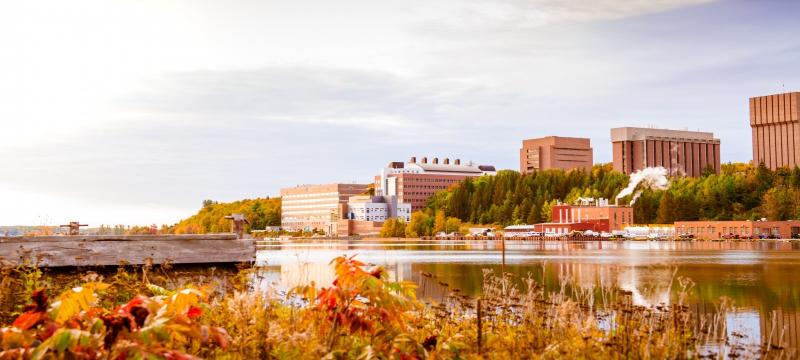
xmin=611 ymin=127 xmax=718 ymax=143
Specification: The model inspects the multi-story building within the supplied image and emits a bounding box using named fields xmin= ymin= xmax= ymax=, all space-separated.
xmin=750 ymin=91 xmax=800 ymax=170
xmin=342 ymin=195 xmax=411 ymax=223
xmin=280 ymin=183 xmax=369 ymax=234
xmin=376 ymin=157 xmax=496 ymax=212
xmin=611 ymin=127 xmax=720 ymax=177
xmin=336 ymin=195 xmax=412 ymax=237
xmin=519 ymin=136 xmax=593 ymax=174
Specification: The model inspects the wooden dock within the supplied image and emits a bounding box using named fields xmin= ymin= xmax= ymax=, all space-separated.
xmin=0 ymin=234 xmax=255 ymax=267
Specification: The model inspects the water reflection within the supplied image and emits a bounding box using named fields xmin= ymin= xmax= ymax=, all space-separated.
xmin=254 ymin=239 xmax=800 ymax=351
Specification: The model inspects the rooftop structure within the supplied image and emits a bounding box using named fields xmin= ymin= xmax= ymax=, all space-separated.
xmin=611 ymin=127 xmax=720 ymax=177
xmin=519 ymin=136 xmax=593 ymax=174
xmin=376 ymin=156 xmax=496 ymax=212
xmin=749 ymin=91 xmax=800 ymax=170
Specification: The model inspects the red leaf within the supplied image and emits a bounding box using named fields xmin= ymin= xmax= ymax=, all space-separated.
xmin=187 ymin=306 xmax=202 ymax=320
xmin=12 ymin=311 xmax=43 ymax=330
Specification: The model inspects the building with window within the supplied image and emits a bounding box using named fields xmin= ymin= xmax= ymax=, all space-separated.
xmin=750 ymin=91 xmax=800 ymax=170
xmin=611 ymin=127 xmax=720 ymax=177
xmin=519 ymin=136 xmax=593 ymax=174
xmin=675 ymin=220 xmax=800 ymax=240
xmin=343 ymin=195 xmax=411 ymax=223
xmin=528 ymin=198 xmax=634 ymax=234
xmin=375 ymin=156 xmax=496 ymax=212
xmin=280 ymin=183 xmax=369 ymax=234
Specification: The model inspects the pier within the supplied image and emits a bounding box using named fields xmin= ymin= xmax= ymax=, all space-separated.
xmin=0 ymin=234 xmax=255 ymax=267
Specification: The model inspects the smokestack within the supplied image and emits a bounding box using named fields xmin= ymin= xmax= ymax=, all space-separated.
xmin=422 ymin=157 xmax=428 ymax=164
xmin=433 ymin=157 xmax=439 ymax=164
xmin=455 ymin=159 xmax=460 ymax=165
xmin=410 ymin=156 xmax=416 ymax=163
xmin=444 ymin=158 xmax=450 ymax=165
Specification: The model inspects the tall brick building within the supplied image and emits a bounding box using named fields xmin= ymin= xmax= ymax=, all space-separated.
xmin=611 ymin=127 xmax=720 ymax=177
xmin=376 ymin=157 xmax=496 ymax=212
xmin=519 ymin=136 xmax=593 ymax=174
xmin=750 ymin=91 xmax=800 ymax=170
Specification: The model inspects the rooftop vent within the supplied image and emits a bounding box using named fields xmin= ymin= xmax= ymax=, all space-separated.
xmin=443 ymin=158 xmax=450 ymax=165
xmin=410 ymin=156 xmax=416 ymax=163
xmin=422 ymin=157 xmax=428 ymax=164
xmin=433 ymin=157 xmax=439 ymax=164
xmin=455 ymin=159 xmax=461 ymax=165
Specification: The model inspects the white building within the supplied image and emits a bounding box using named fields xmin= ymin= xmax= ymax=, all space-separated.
xmin=345 ymin=195 xmax=411 ymax=222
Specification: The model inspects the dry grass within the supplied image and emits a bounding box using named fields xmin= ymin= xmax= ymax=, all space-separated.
xmin=1 ymin=259 xmax=793 ymax=359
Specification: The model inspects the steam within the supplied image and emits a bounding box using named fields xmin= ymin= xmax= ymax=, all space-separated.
xmin=616 ymin=167 xmax=670 ymax=205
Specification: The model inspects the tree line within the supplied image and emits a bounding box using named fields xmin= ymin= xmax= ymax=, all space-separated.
xmin=421 ymin=163 xmax=800 ymax=226
xmin=171 ymin=197 xmax=281 ymax=234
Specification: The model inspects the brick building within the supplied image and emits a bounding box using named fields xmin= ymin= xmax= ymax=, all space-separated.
xmin=611 ymin=127 xmax=720 ymax=177
xmin=375 ymin=157 xmax=496 ymax=212
xmin=512 ymin=198 xmax=634 ymax=235
xmin=519 ymin=136 xmax=593 ymax=174
xmin=750 ymin=91 xmax=800 ymax=170
xmin=675 ymin=220 xmax=800 ymax=240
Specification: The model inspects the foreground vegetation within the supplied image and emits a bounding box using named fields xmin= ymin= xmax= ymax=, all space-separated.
xmin=424 ymin=162 xmax=800 ymax=226
xmin=2 ymin=257 xmax=782 ymax=359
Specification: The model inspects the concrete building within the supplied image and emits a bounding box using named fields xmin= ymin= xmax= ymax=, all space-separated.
xmin=675 ymin=220 xmax=800 ymax=240
xmin=376 ymin=157 xmax=496 ymax=212
xmin=342 ymin=195 xmax=411 ymax=223
xmin=280 ymin=183 xmax=369 ymax=234
xmin=750 ymin=91 xmax=800 ymax=170
xmin=519 ymin=136 xmax=593 ymax=174
xmin=611 ymin=127 xmax=720 ymax=177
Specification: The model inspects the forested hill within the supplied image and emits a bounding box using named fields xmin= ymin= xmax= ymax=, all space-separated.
xmin=424 ymin=163 xmax=800 ymax=225
xmin=172 ymin=197 xmax=281 ymax=234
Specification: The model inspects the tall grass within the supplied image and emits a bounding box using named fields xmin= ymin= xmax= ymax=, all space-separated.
xmin=1 ymin=259 xmax=793 ymax=359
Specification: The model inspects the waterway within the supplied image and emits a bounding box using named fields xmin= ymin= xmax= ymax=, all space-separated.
xmin=255 ymin=239 xmax=800 ymax=353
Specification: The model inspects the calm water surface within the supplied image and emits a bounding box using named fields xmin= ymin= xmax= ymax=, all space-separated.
xmin=255 ymin=239 xmax=800 ymax=351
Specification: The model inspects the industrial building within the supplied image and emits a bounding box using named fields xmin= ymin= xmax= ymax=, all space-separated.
xmin=611 ymin=127 xmax=720 ymax=177
xmin=750 ymin=91 xmax=800 ymax=170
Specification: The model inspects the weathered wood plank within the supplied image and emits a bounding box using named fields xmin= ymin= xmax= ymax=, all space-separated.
xmin=0 ymin=234 xmax=238 ymax=243
xmin=0 ymin=237 xmax=254 ymax=267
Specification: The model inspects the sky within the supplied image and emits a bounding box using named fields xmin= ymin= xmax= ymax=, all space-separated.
xmin=1 ymin=0 xmax=800 ymax=226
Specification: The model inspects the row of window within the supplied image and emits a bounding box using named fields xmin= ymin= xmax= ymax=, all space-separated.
xmin=682 ymin=227 xmax=779 ymax=235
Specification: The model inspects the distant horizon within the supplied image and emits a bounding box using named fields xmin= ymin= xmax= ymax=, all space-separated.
xmin=3 ymin=0 xmax=800 ymax=226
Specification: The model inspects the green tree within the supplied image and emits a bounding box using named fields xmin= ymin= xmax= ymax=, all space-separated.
xmin=656 ymin=191 xmax=675 ymax=224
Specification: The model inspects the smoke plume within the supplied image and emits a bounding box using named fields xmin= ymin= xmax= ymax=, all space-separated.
xmin=615 ymin=167 xmax=670 ymax=205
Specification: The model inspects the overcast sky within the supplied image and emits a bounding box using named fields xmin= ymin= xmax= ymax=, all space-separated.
xmin=2 ymin=0 xmax=799 ymax=226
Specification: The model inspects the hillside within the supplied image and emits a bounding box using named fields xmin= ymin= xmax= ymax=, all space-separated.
xmin=172 ymin=197 xmax=281 ymax=234
xmin=424 ymin=163 xmax=800 ymax=225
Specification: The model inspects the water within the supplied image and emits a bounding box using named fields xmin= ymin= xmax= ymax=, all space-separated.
xmin=255 ymin=239 xmax=800 ymax=352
